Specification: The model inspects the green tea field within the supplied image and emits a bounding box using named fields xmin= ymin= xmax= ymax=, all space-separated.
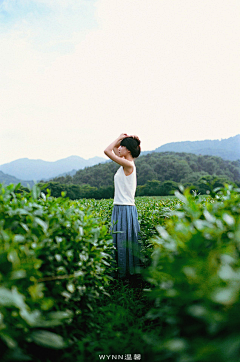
xmin=1 ymin=183 xmax=240 ymax=362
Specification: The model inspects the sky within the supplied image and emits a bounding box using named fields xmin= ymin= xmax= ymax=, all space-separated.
xmin=0 ymin=0 xmax=239 ymax=165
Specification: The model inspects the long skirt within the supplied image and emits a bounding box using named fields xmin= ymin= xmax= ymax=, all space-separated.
xmin=111 ymin=205 xmax=141 ymax=279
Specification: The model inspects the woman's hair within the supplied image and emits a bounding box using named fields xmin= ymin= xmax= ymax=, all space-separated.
xmin=120 ymin=136 xmax=141 ymax=158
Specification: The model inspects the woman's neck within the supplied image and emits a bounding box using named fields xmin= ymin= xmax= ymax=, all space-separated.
xmin=124 ymin=155 xmax=134 ymax=162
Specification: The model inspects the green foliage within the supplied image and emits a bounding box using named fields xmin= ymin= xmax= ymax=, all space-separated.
xmin=40 ymin=176 xmax=235 ymax=200
xmin=136 ymin=196 xmax=179 ymax=267
xmin=46 ymin=152 xmax=240 ymax=198
xmin=0 ymin=171 xmax=34 ymax=188
xmin=38 ymin=182 xmax=114 ymax=200
xmin=59 ymin=279 xmax=158 ymax=362
xmin=0 ymin=183 xmax=114 ymax=361
xmin=2 ymin=181 xmax=240 ymax=361
xmin=67 ymin=152 xmax=240 ymax=187
xmin=196 ymin=174 xmax=235 ymax=196
xmin=146 ymin=185 xmax=240 ymax=361
xmin=136 ymin=180 xmax=179 ymax=196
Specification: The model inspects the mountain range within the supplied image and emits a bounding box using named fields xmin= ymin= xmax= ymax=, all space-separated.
xmin=0 ymin=134 xmax=239 ymax=186
xmin=0 ymin=171 xmax=35 ymax=188
xmin=153 ymin=135 xmax=240 ymax=161
xmin=0 ymin=156 xmax=106 ymax=183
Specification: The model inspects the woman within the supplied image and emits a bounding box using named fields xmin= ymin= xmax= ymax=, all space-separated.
xmin=104 ymin=133 xmax=141 ymax=280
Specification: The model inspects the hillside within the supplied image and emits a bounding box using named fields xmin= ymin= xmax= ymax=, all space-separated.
xmin=0 ymin=171 xmax=34 ymax=187
xmin=51 ymin=152 xmax=240 ymax=188
xmin=1 ymin=135 xmax=239 ymax=185
xmin=1 ymin=135 xmax=238 ymax=183
xmin=153 ymin=134 xmax=240 ymax=161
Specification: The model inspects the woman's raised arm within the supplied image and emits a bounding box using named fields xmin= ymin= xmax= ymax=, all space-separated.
xmin=104 ymin=134 xmax=133 ymax=168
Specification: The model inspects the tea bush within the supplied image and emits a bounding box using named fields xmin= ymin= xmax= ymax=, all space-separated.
xmin=0 ymin=184 xmax=114 ymax=361
xmin=136 ymin=197 xmax=179 ymax=265
xmin=3 ymin=181 xmax=240 ymax=362
xmin=146 ymin=185 xmax=240 ymax=362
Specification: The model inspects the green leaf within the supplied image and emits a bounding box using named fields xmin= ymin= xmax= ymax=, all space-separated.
xmin=30 ymin=330 xmax=67 ymax=349
xmin=48 ymin=311 xmax=73 ymax=320
xmin=222 ymin=213 xmax=235 ymax=226
xmin=13 ymin=235 xmax=25 ymax=243
xmin=0 ymin=332 xmax=18 ymax=348
xmin=32 ymin=185 xmax=40 ymax=200
xmin=11 ymin=270 xmax=27 ymax=280
xmin=174 ymin=191 xmax=188 ymax=204
xmin=0 ymin=287 xmax=17 ymax=306
xmin=211 ymin=287 xmax=237 ymax=305
xmin=164 ymin=338 xmax=188 ymax=352
xmin=35 ymin=217 xmax=48 ymax=233
xmin=20 ymin=222 xmax=30 ymax=232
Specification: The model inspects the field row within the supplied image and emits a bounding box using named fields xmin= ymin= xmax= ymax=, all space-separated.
xmin=1 ymin=184 xmax=240 ymax=361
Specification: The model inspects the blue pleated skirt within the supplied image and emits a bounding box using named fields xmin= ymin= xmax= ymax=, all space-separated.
xmin=111 ymin=205 xmax=141 ymax=279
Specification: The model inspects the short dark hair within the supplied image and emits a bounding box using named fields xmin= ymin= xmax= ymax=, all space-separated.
xmin=120 ymin=136 xmax=141 ymax=158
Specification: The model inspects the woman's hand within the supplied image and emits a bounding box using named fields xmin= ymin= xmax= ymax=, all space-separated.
xmin=119 ymin=133 xmax=128 ymax=140
xmin=112 ymin=134 xmax=128 ymax=148
xmin=104 ymin=133 xmax=132 ymax=167
xmin=116 ymin=133 xmax=128 ymax=146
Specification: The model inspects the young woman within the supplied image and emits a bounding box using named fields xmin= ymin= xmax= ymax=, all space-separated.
xmin=104 ymin=133 xmax=141 ymax=280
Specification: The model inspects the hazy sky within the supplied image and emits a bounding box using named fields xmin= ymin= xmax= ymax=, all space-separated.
xmin=0 ymin=0 xmax=239 ymax=165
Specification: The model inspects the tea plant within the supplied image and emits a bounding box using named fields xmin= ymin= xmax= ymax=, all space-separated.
xmin=146 ymin=185 xmax=240 ymax=361
xmin=2 ymin=181 xmax=240 ymax=362
xmin=0 ymin=184 xmax=114 ymax=361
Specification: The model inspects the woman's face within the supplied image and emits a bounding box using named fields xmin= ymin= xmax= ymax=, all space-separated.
xmin=118 ymin=145 xmax=129 ymax=158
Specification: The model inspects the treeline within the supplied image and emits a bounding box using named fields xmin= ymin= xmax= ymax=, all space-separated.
xmin=41 ymin=152 xmax=240 ymax=198
xmin=38 ymin=182 xmax=114 ymax=200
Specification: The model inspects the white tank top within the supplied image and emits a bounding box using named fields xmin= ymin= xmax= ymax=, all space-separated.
xmin=113 ymin=161 xmax=137 ymax=205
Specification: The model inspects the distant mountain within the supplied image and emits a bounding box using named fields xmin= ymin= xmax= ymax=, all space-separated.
xmin=153 ymin=135 xmax=240 ymax=161
xmin=51 ymin=152 xmax=240 ymax=191
xmin=0 ymin=171 xmax=34 ymax=187
xmin=0 ymin=156 xmax=106 ymax=181
xmin=50 ymin=169 xmax=78 ymax=179
xmin=1 ymin=135 xmax=239 ymax=184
